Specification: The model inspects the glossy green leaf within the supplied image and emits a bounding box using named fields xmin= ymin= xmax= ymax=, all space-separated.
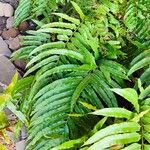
xmin=111 ymin=88 xmax=139 ymax=112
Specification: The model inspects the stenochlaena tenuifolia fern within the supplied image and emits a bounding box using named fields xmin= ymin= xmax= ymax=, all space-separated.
xmin=7 ymin=0 xmax=150 ymax=149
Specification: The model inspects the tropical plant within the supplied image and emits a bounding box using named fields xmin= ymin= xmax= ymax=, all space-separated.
xmin=14 ymin=0 xmax=70 ymax=26
xmin=0 ymin=72 xmax=31 ymax=148
xmin=23 ymin=5 xmax=131 ymax=150
xmin=128 ymin=49 xmax=150 ymax=86
xmin=53 ymin=80 xmax=150 ymax=149
xmin=10 ymin=0 xmax=150 ymax=150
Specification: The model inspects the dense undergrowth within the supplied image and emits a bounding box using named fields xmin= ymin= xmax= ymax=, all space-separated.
xmin=0 ymin=0 xmax=150 ymax=150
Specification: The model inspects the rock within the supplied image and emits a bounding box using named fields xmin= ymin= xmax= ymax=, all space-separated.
xmin=0 ymin=0 xmax=19 ymax=9
xmin=2 ymin=27 xmax=19 ymax=39
xmin=19 ymin=21 xmax=29 ymax=31
xmin=0 ymin=2 xmax=14 ymax=17
xmin=21 ymin=126 xmax=27 ymax=140
xmin=14 ymin=60 xmax=26 ymax=70
xmin=0 ymin=16 xmax=6 ymax=30
xmin=16 ymin=140 xmax=26 ymax=150
xmin=6 ymin=17 xmax=14 ymax=29
xmin=0 ymin=55 xmax=17 ymax=92
xmin=0 ymin=36 xmax=11 ymax=56
xmin=5 ymin=36 xmax=21 ymax=50
xmin=0 ymin=2 xmax=3 ymax=16
xmin=3 ymin=3 xmax=14 ymax=17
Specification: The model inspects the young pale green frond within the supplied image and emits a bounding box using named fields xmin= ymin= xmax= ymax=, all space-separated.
xmin=121 ymin=143 xmax=141 ymax=150
xmin=71 ymin=1 xmax=85 ymax=20
xmin=52 ymin=13 xmax=80 ymax=25
xmin=41 ymin=22 xmax=77 ymax=30
xmin=84 ymin=122 xmax=140 ymax=146
xmin=139 ymin=86 xmax=150 ymax=100
xmin=90 ymin=108 xmax=134 ymax=119
xmin=88 ymin=133 xmax=140 ymax=150
xmin=111 ymin=88 xmax=139 ymax=112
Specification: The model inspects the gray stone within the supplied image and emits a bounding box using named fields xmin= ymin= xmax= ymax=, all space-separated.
xmin=0 ymin=2 xmax=14 ymax=17
xmin=0 ymin=36 xmax=11 ymax=56
xmin=5 ymin=36 xmax=21 ymax=50
xmin=3 ymin=3 xmax=14 ymax=17
xmin=0 ymin=2 xmax=3 ymax=16
xmin=16 ymin=140 xmax=26 ymax=150
xmin=0 ymin=16 xmax=6 ymax=30
xmin=21 ymin=126 xmax=27 ymax=140
xmin=0 ymin=55 xmax=16 ymax=92
xmin=6 ymin=17 xmax=14 ymax=29
xmin=0 ymin=0 xmax=19 ymax=9
xmin=14 ymin=60 xmax=26 ymax=70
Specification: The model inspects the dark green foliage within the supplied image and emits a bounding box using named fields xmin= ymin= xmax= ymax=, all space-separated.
xmin=10 ymin=0 xmax=150 ymax=149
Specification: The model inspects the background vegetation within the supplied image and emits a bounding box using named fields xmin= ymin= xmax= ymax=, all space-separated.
xmin=0 ymin=0 xmax=150 ymax=149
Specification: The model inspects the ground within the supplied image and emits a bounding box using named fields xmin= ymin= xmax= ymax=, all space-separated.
xmin=0 ymin=0 xmax=27 ymax=149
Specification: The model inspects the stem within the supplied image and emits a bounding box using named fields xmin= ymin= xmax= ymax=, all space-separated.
xmin=141 ymin=123 xmax=144 ymax=150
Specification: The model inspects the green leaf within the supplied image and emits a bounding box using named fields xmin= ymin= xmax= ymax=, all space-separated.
xmin=132 ymin=109 xmax=150 ymax=122
xmin=79 ymin=101 xmax=97 ymax=111
xmin=71 ymin=1 xmax=85 ymax=20
xmin=121 ymin=143 xmax=141 ymax=150
xmin=88 ymin=133 xmax=140 ymax=150
xmin=41 ymin=22 xmax=76 ymax=30
xmin=4 ymin=72 xmax=18 ymax=94
xmin=0 ymin=144 xmax=7 ymax=150
xmin=84 ymin=122 xmax=140 ymax=146
xmin=52 ymin=136 xmax=87 ymax=150
xmin=128 ymin=57 xmax=150 ymax=76
xmin=37 ymin=28 xmax=73 ymax=35
xmin=90 ymin=108 xmax=134 ymax=119
xmin=0 ymin=111 xmax=8 ymax=129
xmin=144 ymin=125 xmax=150 ymax=132
xmin=138 ymin=79 xmax=144 ymax=93
xmin=29 ymin=42 xmax=65 ymax=56
xmin=26 ymin=49 xmax=84 ymax=68
xmin=71 ymin=74 xmax=92 ymax=111
xmin=144 ymin=144 xmax=150 ymax=150
xmin=91 ymin=117 xmax=107 ymax=135
xmin=36 ymin=64 xmax=79 ymax=81
xmin=131 ymin=49 xmax=150 ymax=66
xmin=7 ymin=101 xmax=28 ymax=125
xmin=0 ymin=94 xmax=11 ymax=111
xmin=144 ymin=133 xmax=150 ymax=143
xmin=52 ymin=13 xmax=80 ymax=25
xmin=111 ymin=88 xmax=139 ymax=112
xmin=139 ymin=85 xmax=150 ymax=100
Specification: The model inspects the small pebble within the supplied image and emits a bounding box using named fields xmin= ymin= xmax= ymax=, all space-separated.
xmin=2 ymin=27 xmax=19 ymax=39
xmin=19 ymin=21 xmax=29 ymax=31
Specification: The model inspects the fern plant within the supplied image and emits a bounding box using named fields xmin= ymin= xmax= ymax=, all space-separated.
xmin=12 ymin=1 xmax=150 ymax=149
xmin=53 ymin=80 xmax=150 ymax=149
xmin=14 ymin=0 xmax=70 ymax=26
xmin=0 ymin=73 xmax=33 ymax=148
xmin=12 ymin=2 xmax=130 ymax=150
xmin=128 ymin=49 xmax=150 ymax=86
xmin=84 ymin=83 xmax=150 ymax=149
